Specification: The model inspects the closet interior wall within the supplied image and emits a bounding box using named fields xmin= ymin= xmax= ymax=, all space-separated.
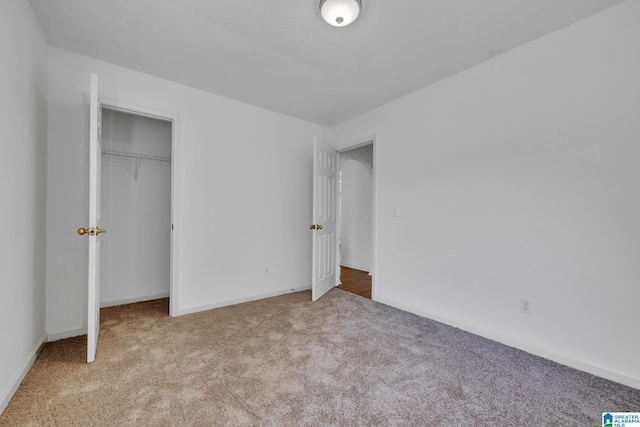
xmin=100 ymin=108 xmax=172 ymax=307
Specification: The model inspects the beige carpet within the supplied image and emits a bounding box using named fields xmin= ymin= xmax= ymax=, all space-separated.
xmin=1 ymin=289 xmax=639 ymax=426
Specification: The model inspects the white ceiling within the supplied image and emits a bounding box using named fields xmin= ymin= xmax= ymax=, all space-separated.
xmin=29 ymin=0 xmax=624 ymax=126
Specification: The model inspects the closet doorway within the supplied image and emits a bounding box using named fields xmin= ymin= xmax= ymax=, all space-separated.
xmin=99 ymin=107 xmax=173 ymax=311
xmin=338 ymin=142 xmax=374 ymax=299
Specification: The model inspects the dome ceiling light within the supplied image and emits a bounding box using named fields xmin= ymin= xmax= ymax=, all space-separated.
xmin=319 ymin=0 xmax=362 ymax=27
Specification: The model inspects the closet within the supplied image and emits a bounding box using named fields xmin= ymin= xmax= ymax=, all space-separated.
xmin=100 ymin=108 xmax=172 ymax=307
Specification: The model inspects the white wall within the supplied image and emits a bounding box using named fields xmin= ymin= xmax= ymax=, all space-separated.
xmin=331 ymin=1 xmax=640 ymax=388
xmin=46 ymin=48 xmax=329 ymax=337
xmin=100 ymin=109 xmax=172 ymax=306
xmin=340 ymin=145 xmax=373 ymax=271
xmin=0 ymin=0 xmax=48 ymax=412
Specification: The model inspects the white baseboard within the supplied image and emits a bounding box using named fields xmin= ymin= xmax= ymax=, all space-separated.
xmin=100 ymin=292 xmax=170 ymax=308
xmin=47 ymin=328 xmax=84 ymax=342
xmin=375 ymin=295 xmax=640 ymax=390
xmin=1 ymin=333 xmax=47 ymax=415
xmin=339 ymin=262 xmax=370 ymax=273
xmin=48 ymin=287 xmax=311 ymax=338
xmin=47 ymin=294 xmax=171 ymax=341
xmin=174 ymin=285 xmax=312 ymax=317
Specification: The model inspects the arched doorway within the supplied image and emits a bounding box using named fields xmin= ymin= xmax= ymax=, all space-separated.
xmin=338 ymin=143 xmax=373 ymax=298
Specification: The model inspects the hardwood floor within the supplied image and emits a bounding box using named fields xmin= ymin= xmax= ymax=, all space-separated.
xmin=338 ymin=266 xmax=372 ymax=299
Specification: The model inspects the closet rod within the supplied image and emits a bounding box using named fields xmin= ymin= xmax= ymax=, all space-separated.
xmin=102 ymin=148 xmax=171 ymax=163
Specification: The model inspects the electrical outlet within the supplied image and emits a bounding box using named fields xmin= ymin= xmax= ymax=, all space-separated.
xmin=520 ymin=298 xmax=532 ymax=314
xmin=264 ymin=266 xmax=270 ymax=275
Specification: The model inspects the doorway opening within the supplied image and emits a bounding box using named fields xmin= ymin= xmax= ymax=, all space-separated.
xmin=99 ymin=106 xmax=173 ymax=313
xmin=337 ymin=140 xmax=374 ymax=299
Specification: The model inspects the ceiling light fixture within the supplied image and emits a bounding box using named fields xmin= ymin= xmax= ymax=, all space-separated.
xmin=320 ymin=0 xmax=362 ymax=27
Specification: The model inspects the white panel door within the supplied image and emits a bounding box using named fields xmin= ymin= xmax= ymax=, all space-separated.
xmin=311 ymin=137 xmax=338 ymax=301
xmin=86 ymin=73 xmax=104 ymax=363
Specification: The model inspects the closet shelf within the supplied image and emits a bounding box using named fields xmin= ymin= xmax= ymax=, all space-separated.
xmin=102 ymin=148 xmax=171 ymax=163
xmin=102 ymin=148 xmax=171 ymax=182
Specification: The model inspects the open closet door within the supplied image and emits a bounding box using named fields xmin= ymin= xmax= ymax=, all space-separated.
xmin=311 ymin=137 xmax=338 ymax=301
xmin=79 ymin=72 xmax=105 ymax=363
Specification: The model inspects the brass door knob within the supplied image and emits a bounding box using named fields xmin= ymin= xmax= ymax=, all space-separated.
xmin=317 ymin=224 xmax=323 ymax=230
xmin=77 ymin=227 xmax=107 ymax=236
xmin=310 ymin=224 xmax=316 ymax=230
